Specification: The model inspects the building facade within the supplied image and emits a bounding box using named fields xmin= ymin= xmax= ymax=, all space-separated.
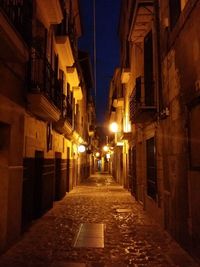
xmin=108 ymin=0 xmax=200 ymax=261
xmin=0 ymin=0 xmax=95 ymax=252
xmin=108 ymin=68 xmax=125 ymax=185
xmin=159 ymin=0 xmax=200 ymax=259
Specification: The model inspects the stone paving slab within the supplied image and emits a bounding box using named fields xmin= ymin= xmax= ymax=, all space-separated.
xmin=73 ymin=223 xmax=104 ymax=248
xmin=0 ymin=173 xmax=199 ymax=267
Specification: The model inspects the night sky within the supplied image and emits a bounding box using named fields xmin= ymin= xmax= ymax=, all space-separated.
xmin=79 ymin=0 xmax=121 ymax=125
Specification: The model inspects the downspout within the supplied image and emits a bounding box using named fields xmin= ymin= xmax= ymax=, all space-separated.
xmin=154 ymin=0 xmax=163 ymax=209
xmin=154 ymin=0 xmax=163 ymax=120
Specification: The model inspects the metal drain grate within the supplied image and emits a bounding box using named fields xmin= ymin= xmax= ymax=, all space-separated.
xmin=73 ymin=223 xmax=104 ymax=248
xmin=116 ymin=209 xmax=132 ymax=213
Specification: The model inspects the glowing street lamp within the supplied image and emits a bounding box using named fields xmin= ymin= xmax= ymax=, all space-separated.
xmin=109 ymin=122 xmax=118 ymax=143
xmin=103 ymin=145 xmax=109 ymax=152
xmin=109 ymin=122 xmax=118 ymax=133
xmin=95 ymin=152 xmax=100 ymax=157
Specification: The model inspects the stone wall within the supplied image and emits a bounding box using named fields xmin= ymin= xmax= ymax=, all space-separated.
xmin=0 ymin=95 xmax=24 ymax=251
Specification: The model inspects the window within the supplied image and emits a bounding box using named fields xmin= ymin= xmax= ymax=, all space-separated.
xmin=54 ymin=54 xmax=59 ymax=78
xmin=67 ymin=83 xmax=73 ymax=104
xmin=131 ymin=147 xmax=137 ymax=197
xmin=169 ymin=0 xmax=181 ymax=29
xmin=144 ymin=30 xmax=154 ymax=106
xmin=146 ymin=137 xmax=157 ymax=200
xmin=34 ymin=19 xmax=47 ymax=56
xmin=59 ymin=69 xmax=64 ymax=89
xmin=56 ymin=10 xmax=69 ymax=35
xmin=47 ymin=123 xmax=52 ymax=151
xmin=125 ymin=40 xmax=130 ymax=68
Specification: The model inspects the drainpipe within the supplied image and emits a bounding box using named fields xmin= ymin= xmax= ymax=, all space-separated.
xmin=154 ymin=0 xmax=163 ymax=120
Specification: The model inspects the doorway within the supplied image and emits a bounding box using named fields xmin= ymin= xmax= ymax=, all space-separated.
xmin=132 ymin=147 xmax=137 ymax=198
xmin=66 ymin=147 xmax=70 ymax=192
xmin=0 ymin=122 xmax=10 ymax=249
xmin=33 ymin=150 xmax=44 ymax=218
xmin=55 ymin=152 xmax=62 ymax=200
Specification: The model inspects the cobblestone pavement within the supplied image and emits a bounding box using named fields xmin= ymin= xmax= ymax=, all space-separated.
xmin=0 ymin=173 xmax=199 ymax=267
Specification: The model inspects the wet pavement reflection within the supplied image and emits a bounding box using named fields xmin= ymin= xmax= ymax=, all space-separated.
xmin=0 ymin=173 xmax=199 ymax=267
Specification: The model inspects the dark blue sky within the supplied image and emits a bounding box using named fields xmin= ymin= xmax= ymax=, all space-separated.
xmin=79 ymin=0 xmax=121 ymax=125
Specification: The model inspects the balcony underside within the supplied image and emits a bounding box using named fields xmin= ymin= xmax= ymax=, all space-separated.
xmin=89 ymin=131 xmax=94 ymax=136
xmin=132 ymin=106 xmax=157 ymax=123
xmin=54 ymin=118 xmax=73 ymax=136
xmin=129 ymin=0 xmax=153 ymax=43
xmin=72 ymin=131 xmax=84 ymax=144
xmin=73 ymin=86 xmax=83 ymax=101
xmin=110 ymin=110 xmax=116 ymax=122
xmin=113 ymin=98 xmax=124 ymax=108
xmin=121 ymin=68 xmax=131 ymax=84
xmin=36 ymin=0 xmax=63 ymax=25
xmin=27 ymin=93 xmax=61 ymax=122
xmin=56 ymin=36 xmax=74 ymax=67
xmin=67 ymin=67 xmax=80 ymax=87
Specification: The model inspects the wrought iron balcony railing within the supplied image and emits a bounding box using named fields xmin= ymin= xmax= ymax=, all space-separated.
xmin=129 ymin=76 xmax=156 ymax=123
xmin=0 ymin=0 xmax=32 ymax=44
xmin=55 ymin=11 xmax=78 ymax=59
xmin=73 ymin=112 xmax=81 ymax=134
xmin=89 ymin=125 xmax=95 ymax=132
xmin=54 ymin=77 xmax=62 ymax=110
xmin=62 ymin=96 xmax=73 ymax=126
xmin=56 ymin=10 xmax=69 ymax=36
xmin=29 ymin=51 xmax=62 ymax=110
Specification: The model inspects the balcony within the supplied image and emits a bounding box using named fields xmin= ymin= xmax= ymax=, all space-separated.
xmin=121 ymin=68 xmax=131 ymax=84
xmin=73 ymin=86 xmax=83 ymax=101
xmin=27 ymin=53 xmax=62 ymax=122
xmin=110 ymin=106 xmax=116 ymax=122
xmin=89 ymin=125 xmax=95 ymax=136
xmin=55 ymin=12 xmax=74 ymax=67
xmin=0 ymin=0 xmax=32 ymax=60
xmin=67 ymin=66 xmax=80 ymax=86
xmin=129 ymin=76 xmax=157 ymax=123
xmin=55 ymin=36 xmax=74 ymax=68
xmin=73 ymin=110 xmax=81 ymax=135
xmin=54 ymin=96 xmax=73 ymax=136
xmin=113 ymin=97 xmax=124 ymax=108
xmin=36 ymin=0 xmax=63 ymax=25
xmin=129 ymin=0 xmax=154 ymax=43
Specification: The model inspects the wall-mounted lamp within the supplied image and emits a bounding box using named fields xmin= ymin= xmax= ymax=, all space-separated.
xmin=103 ymin=145 xmax=109 ymax=152
xmin=78 ymin=144 xmax=86 ymax=153
xmin=116 ymin=142 xmax=123 ymax=147
xmin=95 ymin=152 xmax=100 ymax=157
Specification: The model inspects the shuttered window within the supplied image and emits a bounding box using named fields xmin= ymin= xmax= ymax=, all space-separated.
xmin=169 ymin=0 xmax=181 ymax=29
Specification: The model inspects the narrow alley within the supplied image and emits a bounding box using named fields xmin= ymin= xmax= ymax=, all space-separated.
xmin=0 ymin=173 xmax=198 ymax=267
